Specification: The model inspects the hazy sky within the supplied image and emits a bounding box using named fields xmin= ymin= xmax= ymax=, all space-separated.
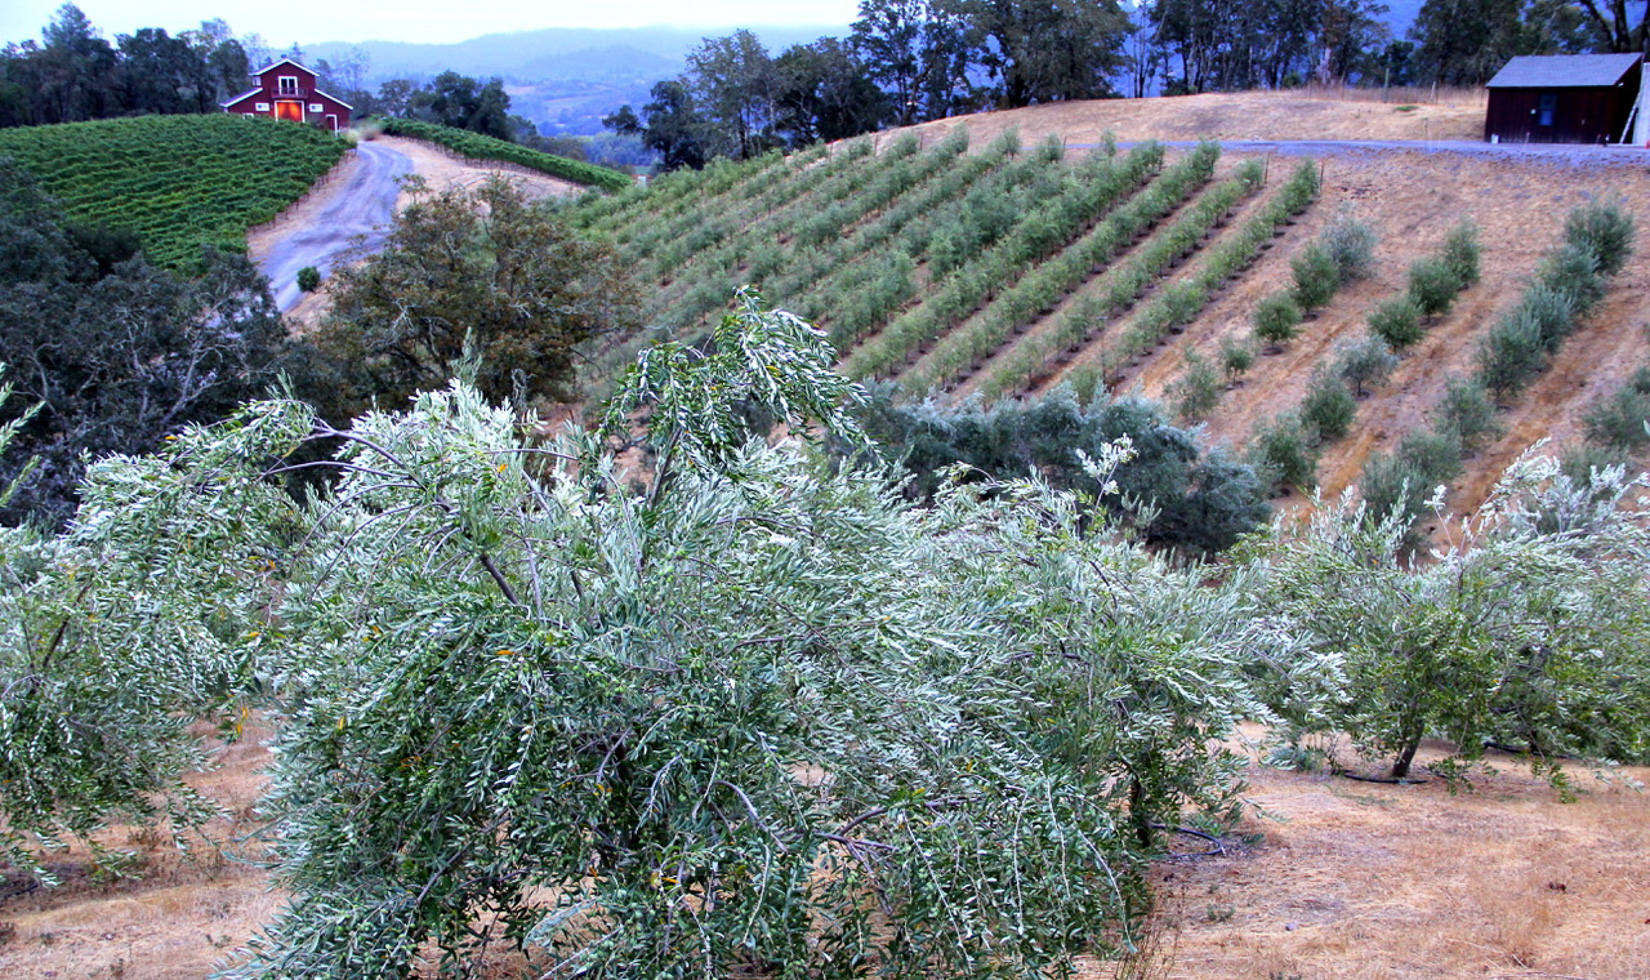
xmin=1 ymin=0 xmax=861 ymax=47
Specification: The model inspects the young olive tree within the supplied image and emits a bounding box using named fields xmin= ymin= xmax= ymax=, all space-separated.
xmin=1247 ymin=458 xmax=1650 ymax=781
xmin=0 ymin=386 xmax=309 ymax=883
xmin=219 ymin=292 xmax=1257 ymax=979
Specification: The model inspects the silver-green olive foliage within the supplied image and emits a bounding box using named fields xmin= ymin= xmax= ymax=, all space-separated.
xmin=207 ymin=293 xmax=1259 ymax=978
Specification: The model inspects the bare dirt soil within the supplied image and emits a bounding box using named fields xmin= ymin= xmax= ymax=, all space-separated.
xmin=1081 ymin=730 xmax=1650 ymax=980
xmin=882 ymin=87 xmax=1489 ymax=151
xmin=5 ymin=726 xmax=1644 ymax=980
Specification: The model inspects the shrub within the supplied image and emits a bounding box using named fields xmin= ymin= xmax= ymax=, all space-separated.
xmin=1250 ymin=474 xmax=1650 ymax=782
xmin=296 ymin=265 xmax=321 ymax=292
xmin=1290 ymin=242 xmax=1340 ymax=311
xmin=1169 ymin=350 xmax=1222 ymax=422
xmin=1335 ymin=335 xmax=1397 ymax=398
xmin=1560 ymin=443 xmax=1630 ymax=488
xmin=1475 ymin=305 xmax=1548 ymax=402
xmin=1321 ymin=209 xmax=1377 ymax=282
xmin=1437 ymin=376 xmax=1502 ymax=454
xmin=1536 ymin=243 xmax=1605 ymax=316
xmin=1300 ymin=366 xmax=1357 ymax=443
xmin=856 ymin=387 xmax=1269 ymax=554
xmin=1563 ymin=197 xmax=1635 ymax=277
xmin=1368 ymin=295 xmax=1424 ymax=350
xmin=1246 ymin=412 xmax=1317 ymax=495
xmin=1407 ymin=255 xmax=1460 ymax=317
xmin=1582 ymin=366 xmax=1650 ymax=455
xmin=1359 ymin=428 xmax=1462 ymax=529
xmin=1516 ymin=282 xmax=1579 ymax=353
xmin=1219 ymin=334 xmax=1255 ymax=383
xmin=1253 ymin=293 xmax=1302 ymax=347
xmin=1441 ymin=221 xmax=1481 ymax=289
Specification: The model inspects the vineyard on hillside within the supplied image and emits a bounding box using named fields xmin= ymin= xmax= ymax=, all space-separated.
xmin=0 ymin=114 xmax=348 ymax=269
xmin=571 ymin=130 xmax=1650 ymax=527
xmin=570 ymin=131 xmax=1324 ymax=409
xmin=373 ymin=117 xmax=633 ymax=191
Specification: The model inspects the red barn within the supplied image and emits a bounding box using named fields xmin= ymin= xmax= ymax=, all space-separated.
xmin=221 ymin=59 xmax=353 ymax=132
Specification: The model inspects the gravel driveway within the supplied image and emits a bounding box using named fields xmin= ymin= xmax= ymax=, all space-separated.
xmin=258 ymin=140 xmax=412 ymax=312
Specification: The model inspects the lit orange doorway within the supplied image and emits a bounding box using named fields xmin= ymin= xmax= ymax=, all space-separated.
xmin=275 ymin=101 xmax=303 ymax=122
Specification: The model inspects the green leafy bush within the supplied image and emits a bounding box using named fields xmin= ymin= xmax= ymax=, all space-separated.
xmin=1359 ymin=428 xmax=1462 ymax=529
xmin=1335 ymin=335 xmax=1397 ymax=398
xmin=1169 ymin=349 xmax=1222 ymax=422
xmin=0 ymin=392 xmax=309 ymax=885
xmin=1219 ymin=334 xmax=1255 ymax=382
xmin=209 ymin=299 xmax=1266 ymax=977
xmin=1246 ymin=412 xmax=1318 ymax=495
xmin=1475 ymin=302 xmax=1552 ymax=402
xmin=1441 ymin=220 xmax=1481 ymax=289
xmin=1536 ymin=243 xmax=1605 ymax=316
xmin=1300 ymin=366 xmax=1357 ymax=443
xmin=1248 ymin=469 xmax=1650 ymax=781
xmin=1563 ymin=197 xmax=1635 ymax=277
xmin=857 ymin=385 xmax=1269 ymax=555
xmin=296 ymin=265 xmax=320 ymax=292
xmin=1406 ymin=255 xmax=1460 ymax=318
xmin=1368 ymin=294 xmax=1425 ymax=350
xmin=1582 ymin=365 xmax=1650 ymax=455
xmin=1438 ymin=375 xmax=1503 ymax=454
xmin=1253 ymin=293 xmax=1302 ymax=347
xmin=1290 ymin=241 xmax=1340 ymax=311
xmin=1321 ymin=209 xmax=1377 ymax=282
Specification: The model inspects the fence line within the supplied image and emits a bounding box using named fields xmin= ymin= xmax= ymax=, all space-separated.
xmin=247 ymin=146 xmax=358 ymax=239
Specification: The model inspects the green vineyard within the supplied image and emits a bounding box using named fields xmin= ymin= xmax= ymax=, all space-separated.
xmin=571 ymin=133 xmax=1325 ymax=406
xmin=374 ymin=117 xmax=633 ymax=191
xmin=0 ymin=114 xmax=349 ymax=269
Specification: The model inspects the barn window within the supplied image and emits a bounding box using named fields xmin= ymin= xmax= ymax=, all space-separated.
xmin=255 ymin=102 xmax=270 ymax=111
xmin=243 ymin=113 xmax=254 ymax=118
xmin=278 ymin=76 xmax=299 ymax=95
xmin=1539 ymin=93 xmax=1557 ymax=126
xmin=309 ymin=103 xmax=324 ymax=112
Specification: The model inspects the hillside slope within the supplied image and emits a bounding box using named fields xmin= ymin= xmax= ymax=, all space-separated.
xmin=583 ymin=90 xmax=1650 ymax=522
xmin=0 ymin=115 xmax=347 ymax=268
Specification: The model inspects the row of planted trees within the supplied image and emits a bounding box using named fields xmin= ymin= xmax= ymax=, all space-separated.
xmin=3 ymin=291 xmax=1650 ymax=978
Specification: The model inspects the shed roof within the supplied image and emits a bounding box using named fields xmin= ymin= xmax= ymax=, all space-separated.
xmin=1486 ymin=53 xmax=1641 ymax=89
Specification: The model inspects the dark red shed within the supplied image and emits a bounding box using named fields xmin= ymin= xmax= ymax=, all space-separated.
xmin=220 ymin=59 xmax=354 ymax=133
xmin=1484 ymin=53 xmax=1642 ymax=145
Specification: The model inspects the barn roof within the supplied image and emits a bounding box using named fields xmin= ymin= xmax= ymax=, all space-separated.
xmin=252 ymin=58 xmax=319 ymax=78
xmin=220 ymin=86 xmax=262 ymax=108
xmin=1487 ymin=53 xmax=1641 ymax=89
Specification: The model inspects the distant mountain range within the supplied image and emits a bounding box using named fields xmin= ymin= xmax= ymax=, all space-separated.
xmin=305 ymin=26 xmax=845 ymax=136
xmin=304 ymin=6 xmax=1432 ymax=137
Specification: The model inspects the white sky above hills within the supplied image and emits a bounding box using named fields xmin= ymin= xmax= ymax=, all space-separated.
xmin=2 ymin=0 xmax=862 ymax=48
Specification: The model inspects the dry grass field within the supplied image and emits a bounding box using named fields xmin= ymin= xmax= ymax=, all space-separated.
xmin=4 ymin=724 xmax=1645 ymax=980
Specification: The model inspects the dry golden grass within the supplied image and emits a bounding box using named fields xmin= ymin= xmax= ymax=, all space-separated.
xmin=880 ymin=87 xmax=1488 ymax=152
xmin=5 ymin=720 xmax=1646 ymax=980
xmin=1078 ymin=730 xmax=1650 ymax=980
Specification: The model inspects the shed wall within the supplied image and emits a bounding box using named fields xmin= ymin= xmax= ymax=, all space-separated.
xmin=1484 ymin=62 xmax=1641 ymax=143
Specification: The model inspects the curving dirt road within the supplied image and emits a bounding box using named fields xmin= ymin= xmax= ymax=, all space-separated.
xmin=256 ymin=140 xmax=412 ymax=312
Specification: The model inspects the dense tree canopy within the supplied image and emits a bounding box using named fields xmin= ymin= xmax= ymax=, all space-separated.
xmin=1 ymin=4 xmax=252 ymax=127
xmin=0 ymin=158 xmax=292 ymax=524
xmin=312 ymin=176 xmax=640 ymax=415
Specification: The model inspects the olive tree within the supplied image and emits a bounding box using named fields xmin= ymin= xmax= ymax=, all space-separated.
xmin=216 ymin=292 xmax=1261 ymax=978
xmin=0 ymin=382 xmax=307 ymax=883
xmin=1246 ymin=457 xmax=1650 ymax=781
